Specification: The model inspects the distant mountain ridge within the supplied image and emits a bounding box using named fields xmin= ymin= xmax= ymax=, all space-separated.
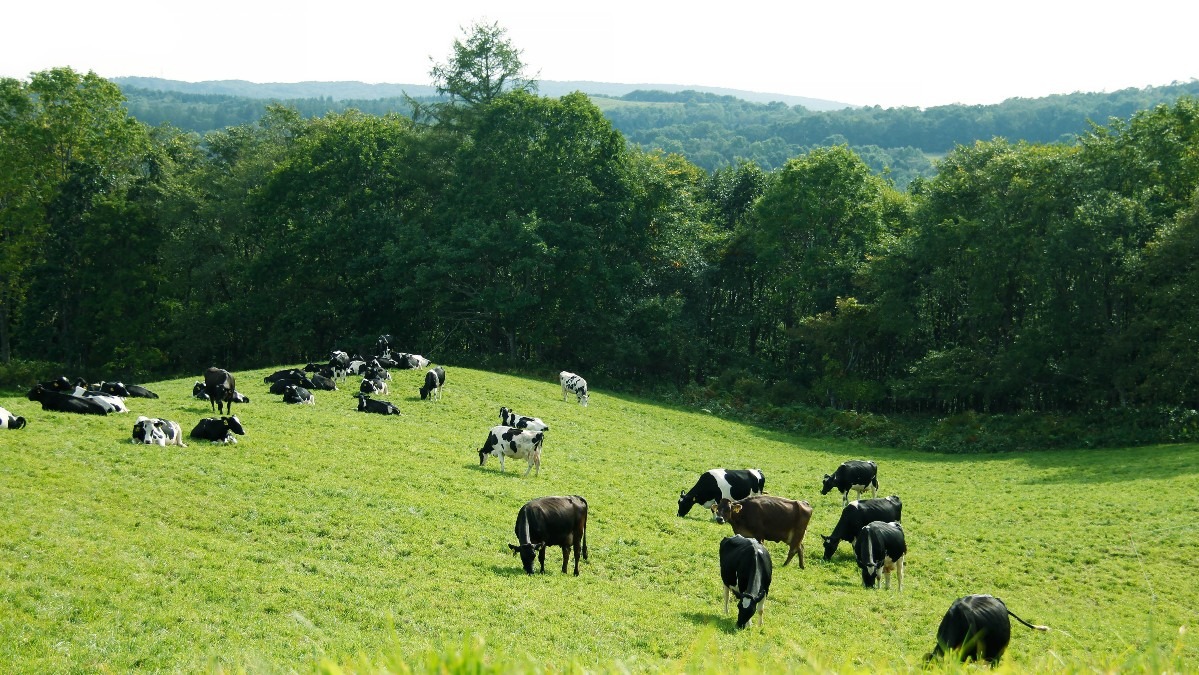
xmin=111 ymin=76 xmax=853 ymax=111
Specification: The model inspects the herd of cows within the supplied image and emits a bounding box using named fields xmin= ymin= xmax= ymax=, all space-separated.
xmin=2 ymin=336 xmax=1050 ymax=665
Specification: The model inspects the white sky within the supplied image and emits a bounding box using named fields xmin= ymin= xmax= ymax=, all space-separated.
xmin=5 ymin=1 xmax=1197 ymax=109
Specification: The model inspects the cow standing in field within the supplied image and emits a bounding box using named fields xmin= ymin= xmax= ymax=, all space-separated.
xmin=190 ymin=416 xmax=246 ymax=444
xmin=820 ymin=495 xmax=903 ymax=560
xmin=853 ymin=520 xmax=906 ymax=591
xmin=720 ymin=535 xmax=772 ymax=629
xmin=204 ymin=367 xmax=240 ymax=415
xmin=716 ymin=495 xmax=813 ymax=568
xmin=478 ymin=425 xmax=544 ymax=476
xmin=0 ymin=406 xmax=27 ymax=429
xmin=822 ymin=460 xmax=879 ymax=505
xmin=329 ymin=350 xmax=351 ymax=382
xmin=508 ymin=495 xmax=589 ymax=575
xmin=499 ymin=407 xmax=549 ymax=432
xmin=926 ymin=595 xmax=1049 ymax=665
xmin=560 ymin=371 xmax=589 ymax=406
xmin=678 ymin=469 xmax=766 ymax=520
xmin=419 ymin=366 xmax=445 ymax=401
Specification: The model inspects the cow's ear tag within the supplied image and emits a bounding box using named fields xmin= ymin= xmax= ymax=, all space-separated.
xmin=732 ymin=504 xmax=743 ymax=514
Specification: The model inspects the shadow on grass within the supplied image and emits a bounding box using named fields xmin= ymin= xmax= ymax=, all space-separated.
xmin=679 ymin=611 xmax=739 ymax=634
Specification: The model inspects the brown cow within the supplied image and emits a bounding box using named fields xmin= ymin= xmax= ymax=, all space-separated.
xmin=716 ymin=495 xmax=813 ymax=568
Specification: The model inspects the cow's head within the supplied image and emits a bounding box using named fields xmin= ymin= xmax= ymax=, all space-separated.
xmin=734 ymin=591 xmax=760 ymax=629
xmin=7 ymin=415 xmax=26 ymax=430
xmin=677 ymin=490 xmax=695 ymax=517
xmin=508 ymin=542 xmax=543 ymax=575
xmin=820 ymin=534 xmax=838 ymax=561
xmin=715 ymin=498 xmax=740 ymax=523
xmin=821 ymin=474 xmax=835 ymax=495
xmin=478 ymin=447 xmax=490 ymax=465
xmin=224 ymin=416 xmax=246 ymax=435
xmin=859 ymin=560 xmax=881 ymax=588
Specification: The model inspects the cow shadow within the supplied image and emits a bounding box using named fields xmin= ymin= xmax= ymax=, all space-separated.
xmin=679 ymin=611 xmax=739 ymax=634
xmin=487 ymin=564 xmax=530 ymax=577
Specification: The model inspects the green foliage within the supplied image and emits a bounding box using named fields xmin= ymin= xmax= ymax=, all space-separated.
xmin=0 ymin=366 xmax=1195 ymax=671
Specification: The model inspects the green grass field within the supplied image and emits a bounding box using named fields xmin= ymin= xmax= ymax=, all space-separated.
xmin=1 ymin=365 xmax=1195 ymax=673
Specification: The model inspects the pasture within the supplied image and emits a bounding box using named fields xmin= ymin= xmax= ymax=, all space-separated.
xmin=0 ymin=365 xmax=1195 ymax=673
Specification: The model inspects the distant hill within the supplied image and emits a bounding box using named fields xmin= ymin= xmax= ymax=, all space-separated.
xmin=112 ymin=77 xmax=852 ymax=111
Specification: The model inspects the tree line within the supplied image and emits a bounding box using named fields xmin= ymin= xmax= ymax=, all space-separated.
xmin=4 ymin=25 xmax=1199 ymax=427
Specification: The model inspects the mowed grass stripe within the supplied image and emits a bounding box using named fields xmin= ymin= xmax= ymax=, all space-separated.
xmin=0 ymin=365 xmax=1195 ymax=672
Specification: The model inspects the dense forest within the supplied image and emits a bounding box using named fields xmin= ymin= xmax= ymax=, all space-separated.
xmin=4 ymin=24 xmax=1199 ymax=449
xmin=116 ymin=75 xmax=1199 ymax=187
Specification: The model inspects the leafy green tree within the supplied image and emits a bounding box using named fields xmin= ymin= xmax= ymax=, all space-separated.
xmin=427 ymin=21 xmax=537 ymax=112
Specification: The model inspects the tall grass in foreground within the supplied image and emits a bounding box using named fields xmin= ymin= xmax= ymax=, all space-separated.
xmin=1 ymin=365 xmax=1196 ymax=672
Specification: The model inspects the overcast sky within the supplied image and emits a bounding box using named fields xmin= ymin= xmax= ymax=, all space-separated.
xmin=6 ymin=1 xmax=1197 ymax=109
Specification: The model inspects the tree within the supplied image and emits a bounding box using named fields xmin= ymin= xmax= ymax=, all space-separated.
xmin=428 ymin=21 xmax=537 ymax=108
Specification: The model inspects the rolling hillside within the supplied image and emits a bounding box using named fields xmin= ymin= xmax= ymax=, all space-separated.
xmin=0 ymin=365 xmax=1194 ymax=671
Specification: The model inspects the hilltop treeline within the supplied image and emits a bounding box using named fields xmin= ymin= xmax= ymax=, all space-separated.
xmin=4 ymin=67 xmax=1199 ymax=439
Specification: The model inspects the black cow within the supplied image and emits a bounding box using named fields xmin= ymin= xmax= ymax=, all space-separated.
xmin=27 ymin=384 xmax=109 ymax=415
xmin=282 ymin=385 xmax=315 ymax=405
xmin=96 ymin=381 xmax=131 ymax=397
xmin=268 ymin=373 xmax=316 ymax=394
xmin=821 ymin=460 xmax=879 ymax=505
xmin=192 ymin=381 xmax=210 ymax=401
xmin=419 ymin=366 xmax=445 ymax=401
xmin=508 ymin=495 xmax=589 ymax=575
xmin=678 ymin=469 xmax=766 ymax=519
xmin=355 ymin=393 xmax=400 ymax=415
xmin=853 ymin=521 xmax=906 ymax=590
xmin=926 ymin=595 xmax=1049 ymax=665
xmin=820 ymin=495 xmax=903 ymax=560
xmin=303 ymin=362 xmax=335 ymax=378
xmin=204 ymin=367 xmax=239 ymax=415
xmin=0 ymin=406 xmax=27 ymax=429
xmin=124 ymin=384 xmax=159 ymax=399
xmin=720 ymin=535 xmax=773 ymax=629
xmin=264 ymin=368 xmax=306 ymax=384
xmin=309 ymin=373 xmax=337 ymax=391
xmin=499 ymin=407 xmax=549 ymax=431
xmin=190 ymin=416 xmax=246 ymax=444
xmin=38 ymin=376 xmax=75 ymax=392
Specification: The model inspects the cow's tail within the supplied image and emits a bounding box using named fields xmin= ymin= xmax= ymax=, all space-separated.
xmin=577 ymin=495 xmax=589 ymax=562
xmin=1006 ymin=606 xmax=1050 ymax=632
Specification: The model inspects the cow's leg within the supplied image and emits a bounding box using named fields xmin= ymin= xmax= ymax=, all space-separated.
xmin=499 ymin=454 xmax=506 ymax=472
xmin=571 ymin=539 xmax=581 ymax=576
xmin=757 ymin=597 xmax=765 ymax=627
xmin=523 ymin=458 xmax=532 ymax=477
xmin=538 ymin=546 xmax=546 ymax=573
xmin=561 ymin=544 xmax=570 ymax=574
xmin=897 ymin=556 xmax=904 ymax=592
xmin=724 ymin=586 xmax=731 ymax=614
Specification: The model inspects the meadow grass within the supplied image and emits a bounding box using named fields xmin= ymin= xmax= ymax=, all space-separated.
xmin=0 ymin=365 xmax=1196 ymax=673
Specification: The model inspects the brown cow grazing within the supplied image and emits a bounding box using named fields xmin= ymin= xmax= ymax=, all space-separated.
xmin=716 ymin=495 xmax=813 ymax=568
xmin=508 ymin=495 xmax=589 ymax=575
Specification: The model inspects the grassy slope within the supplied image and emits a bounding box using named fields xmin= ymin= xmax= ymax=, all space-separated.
xmin=0 ymin=366 xmax=1195 ymax=672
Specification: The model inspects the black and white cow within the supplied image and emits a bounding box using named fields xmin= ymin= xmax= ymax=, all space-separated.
xmin=204 ymin=367 xmax=239 ymax=415
xmin=0 ymin=406 xmax=27 ymax=429
xmin=355 ymin=393 xmax=401 ymax=415
xmin=309 ymin=373 xmax=337 ymax=391
xmin=678 ymin=469 xmax=766 ymax=520
xmin=560 ymin=371 xmax=589 ymax=406
xmin=282 ymin=384 xmax=315 ymax=405
xmin=375 ymin=334 xmax=393 ymax=358
xmin=38 ymin=375 xmax=75 ymax=392
xmin=82 ymin=390 xmax=129 ymax=413
xmin=360 ymin=377 xmax=388 ymax=395
xmin=27 ymin=384 xmax=109 ymax=415
xmin=304 ymin=362 xmax=335 ymax=378
xmin=821 ymin=460 xmax=879 ymax=505
xmin=820 ymin=495 xmax=903 ymax=560
xmin=853 ymin=520 xmax=906 ymax=590
xmin=347 ymin=358 xmax=370 ymax=376
xmin=192 ymin=381 xmax=210 ymax=401
xmin=926 ymin=595 xmax=1049 ymax=665
xmin=131 ymin=416 xmax=187 ymax=447
xmin=190 ymin=416 xmax=246 ymax=444
xmin=499 ymin=407 xmax=549 ymax=432
xmin=720 ymin=535 xmax=773 ymax=629
xmin=419 ymin=366 xmax=445 ymax=401
xmin=478 ymin=425 xmax=544 ymax=476
xmin=124 ymin=383 xmax=159 ymax=399
xmin=329 ymin=350 xmax=351 ymax=382
xmin=508 ymin=495 xmax=588 ymax=575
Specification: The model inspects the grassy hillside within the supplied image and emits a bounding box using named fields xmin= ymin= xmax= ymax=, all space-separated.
xmin=0 ymin=366 xmax=1195 ymax=672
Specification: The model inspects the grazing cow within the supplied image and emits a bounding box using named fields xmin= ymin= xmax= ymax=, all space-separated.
xmin=192 ymin=381 xmax=210 ymax=401
xmin=355 ymin=393 xmax=401 ymax=415
xmin=822 ymin=460 xmax=879 ymax=505
xmin=716 ymin=495 xmax=813 ymax=568
xmin=309 ymin=373 xmax=337 ymax=391
xmin=498 ymin=406 xmax=549 ymax=432
xmin=854 ymin=521 xmax=906 ymax=590
xmin=926 ymin=595 xmax=1049 ymax=665
xmin=204 ymin=367 xmax=238 ymax=415
xmin=560 ymin=371 xmax=589 ymax=406
xmin=420 ymin=366 xmax=446 ymax=401
xmin=124 ymin=384 xmax=159 ymax=399
xmin=131 ymin=416 xmax=187 ymax=447
xmin=478 ymin=425 xmax=544 ymax=476
xmin=508 ymin=495 xmax=588 ymax=575
xmin=329 ymin=350 xmax=351 ymax=382
xmin=678 ymin=469 xmax=766 ymax=520
xmin=282 ymin=384 xmax=315 ymax=405
xmin=27 ymin=384 xmax=109 ymax=415
xmin=821 ymin=495 xmax=903 ymax=560
xmin=720 ymin=535 xmax=773 ymax=629
xmin=0 ymin=406 xmax=27 ymax=429
xmin=264 ymin=368 xmax=306 ymax=384
xmin=360 ymin=377 xmax=388 ymax=395
xmin=190 ymin=416 xmax=246 ymax=444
